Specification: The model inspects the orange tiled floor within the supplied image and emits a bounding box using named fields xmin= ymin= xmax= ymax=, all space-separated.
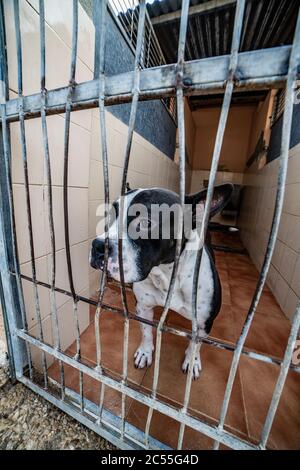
xmin=48 ymin=232 xmax=300 ymax=449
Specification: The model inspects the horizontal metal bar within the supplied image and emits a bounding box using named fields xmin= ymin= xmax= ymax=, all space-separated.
xmin=61 ymin=383 xmax=171 ymax=451
xmin=15 ymin=328 xmax=256 ymax=450
xmin=20 ymin=375 xmax=171 ymax=450
xmin=17 ymin=272 xmax=300 ymax=373
xmin=18 ymin=375 xmax=133 ymax=450
xmin=2 ymin=46 xmax=294 ymax=123
xmin=151 ymin=0 xmax=236 ymax=26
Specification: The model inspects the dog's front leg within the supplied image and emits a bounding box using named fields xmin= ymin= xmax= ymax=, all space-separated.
xmin=182 ymin=340 xmax=203 ymax=380
xmin=134 ymin=303 xmax=154 ymax=369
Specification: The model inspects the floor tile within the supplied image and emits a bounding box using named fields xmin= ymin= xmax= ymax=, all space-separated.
xmin=166 ymin=304 xmax=236 ymax=345
xmin=137 ymin=333 xmax=248 ymax=439
xmin=68 ymin=310 xmax=147 ymax=386
xmin=126 ymin=400 xmax=218 ymax=449
xmin=91 ymin=284 xmax=136 ymax=317
xmin=239 ymin=357 xmax=300 ymax=449
xmin=48 ymin=360 xmax=129 ymax=418
xmin=232 ymin=306 xmax=291 ymax=358
xmin=46 ymin=232 xmax=299 ymax=449
xmin=209 ymin=304 xmax=236 ymax=343
xmin=230 ymin=284 xmax=283 ymax=317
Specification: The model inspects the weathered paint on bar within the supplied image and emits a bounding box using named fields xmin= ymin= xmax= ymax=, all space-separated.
xmin=2 ymin=46 xmax=293 ymax=123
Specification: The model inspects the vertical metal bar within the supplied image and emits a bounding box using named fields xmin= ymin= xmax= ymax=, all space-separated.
xmin=93 ymin=0 xmax=110 ymax=426
xmin=214 ymin=7 xmax=300 ymax=450
xmin=62 ymin=0 xmax=83 ymax=410
xmin=13 ymin=0 xmax=48 ymax=387
xmin=117 ymin=0 xmax=146 ymax=439
xmin=0 ymin=119 xmax=32 ymax=378
xmin=96 ymin=382 xmax=106 ymax=426
xmin=0 ymin=275 xmax=14 ymax=380
xmin=93 ymin=0 xmax=100 ymax=80
xmin=177 ymin=0 xmax=246 ymax=450
xmin=144 ymin=0 xmax=190 ymax=448
xmin=130 ymin=0 xmax=135 ymax=44
xmin=0 ymin=0 xmax=32 ymax=379
xmin=39 ymin=0 xmax=65 ymax=399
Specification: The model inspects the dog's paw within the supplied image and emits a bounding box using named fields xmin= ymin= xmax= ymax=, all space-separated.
xmin=134 ymin=346 xmax=153 ymax=369
xmin=182 ymin=353 xmax=202 ymax=380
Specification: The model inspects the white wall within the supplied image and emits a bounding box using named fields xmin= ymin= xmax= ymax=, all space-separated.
xmin=4 ymin=0 xmax=95 ymax=367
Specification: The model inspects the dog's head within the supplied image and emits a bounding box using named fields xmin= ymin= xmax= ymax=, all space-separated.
xmin=90 ymin=183 xmax=233 ymax=283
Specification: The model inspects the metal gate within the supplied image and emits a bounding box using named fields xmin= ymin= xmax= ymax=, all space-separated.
xmin=0 ymin=0 xmax=300 ymax=450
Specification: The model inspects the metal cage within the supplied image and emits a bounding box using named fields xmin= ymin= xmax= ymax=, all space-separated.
xmin=0 ymin=0 xmax=300 ymax=450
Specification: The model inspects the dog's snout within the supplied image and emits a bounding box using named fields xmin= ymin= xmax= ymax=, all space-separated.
xmin=92 ymin=238 xmax=105 ymax=257
xmin=90 ymin=238 xmax=107 ymax=270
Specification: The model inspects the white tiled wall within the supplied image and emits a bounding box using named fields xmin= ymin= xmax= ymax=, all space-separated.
xmin=4 ymin=0 xmax=95 ymax=368
xmin=240 ymin=143 xmax=300 ymax=321
xmin=4 ymin=0 xmax=94 ymax=96
xmin=3 ymin=0 xmax=180 ymax=367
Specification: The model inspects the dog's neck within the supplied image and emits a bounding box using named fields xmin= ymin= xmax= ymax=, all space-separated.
xmin=148 ymin=230 xmax=205 ymax=290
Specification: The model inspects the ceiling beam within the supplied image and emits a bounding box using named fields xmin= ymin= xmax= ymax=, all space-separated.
xmin=151 ymin=0 xmax=236 ymax=26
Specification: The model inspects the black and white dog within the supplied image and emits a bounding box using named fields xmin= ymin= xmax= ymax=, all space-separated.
xmin=90 ymin=183 xmax=233 ymax=379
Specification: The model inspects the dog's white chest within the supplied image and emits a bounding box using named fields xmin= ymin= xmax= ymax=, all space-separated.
xmin=133 ymin=242 xmax=214 ymax=329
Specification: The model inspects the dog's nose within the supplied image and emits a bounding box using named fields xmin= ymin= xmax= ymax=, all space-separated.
xmin=92 ymin=238 xmax=105 ymax=258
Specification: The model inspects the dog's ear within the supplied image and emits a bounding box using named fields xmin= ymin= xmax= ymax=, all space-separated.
xmin=185 ymin=183 xmax=233 ymax=227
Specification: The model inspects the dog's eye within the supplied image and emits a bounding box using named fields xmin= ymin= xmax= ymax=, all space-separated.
xmin=139 ymin=218 xmax=152 ymax=230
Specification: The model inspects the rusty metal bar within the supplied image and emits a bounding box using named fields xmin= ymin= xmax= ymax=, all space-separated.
xmin=117 ymin=0 xmax=146 ymax=439
xmin=15 ymin=327 xmax=256 ymax=450
xmin=62 ymin=0 xmax=84 ymax=411
xmin=38 ymin=0 xmax=65 ymax=399
xmin=1 ymin=0 xmax=299 ymax=452
xmin=13 ymin=0 xmax=48 ymax=387
xmin=0 ymin=0 xmax=33 ymax=379
xmin=214 ymin=6 xmax=300 ymax=450
xmin=144 ymin=0 xmax=190 ymax=448
xmin=2 ymin=46 xmax=295 ymax=124
xmin=14 ymin=272 xmax=300 ymax=375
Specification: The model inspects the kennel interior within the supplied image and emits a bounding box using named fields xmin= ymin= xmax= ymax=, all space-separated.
xmin=0 ymin=0 xmax=300 ymax=450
